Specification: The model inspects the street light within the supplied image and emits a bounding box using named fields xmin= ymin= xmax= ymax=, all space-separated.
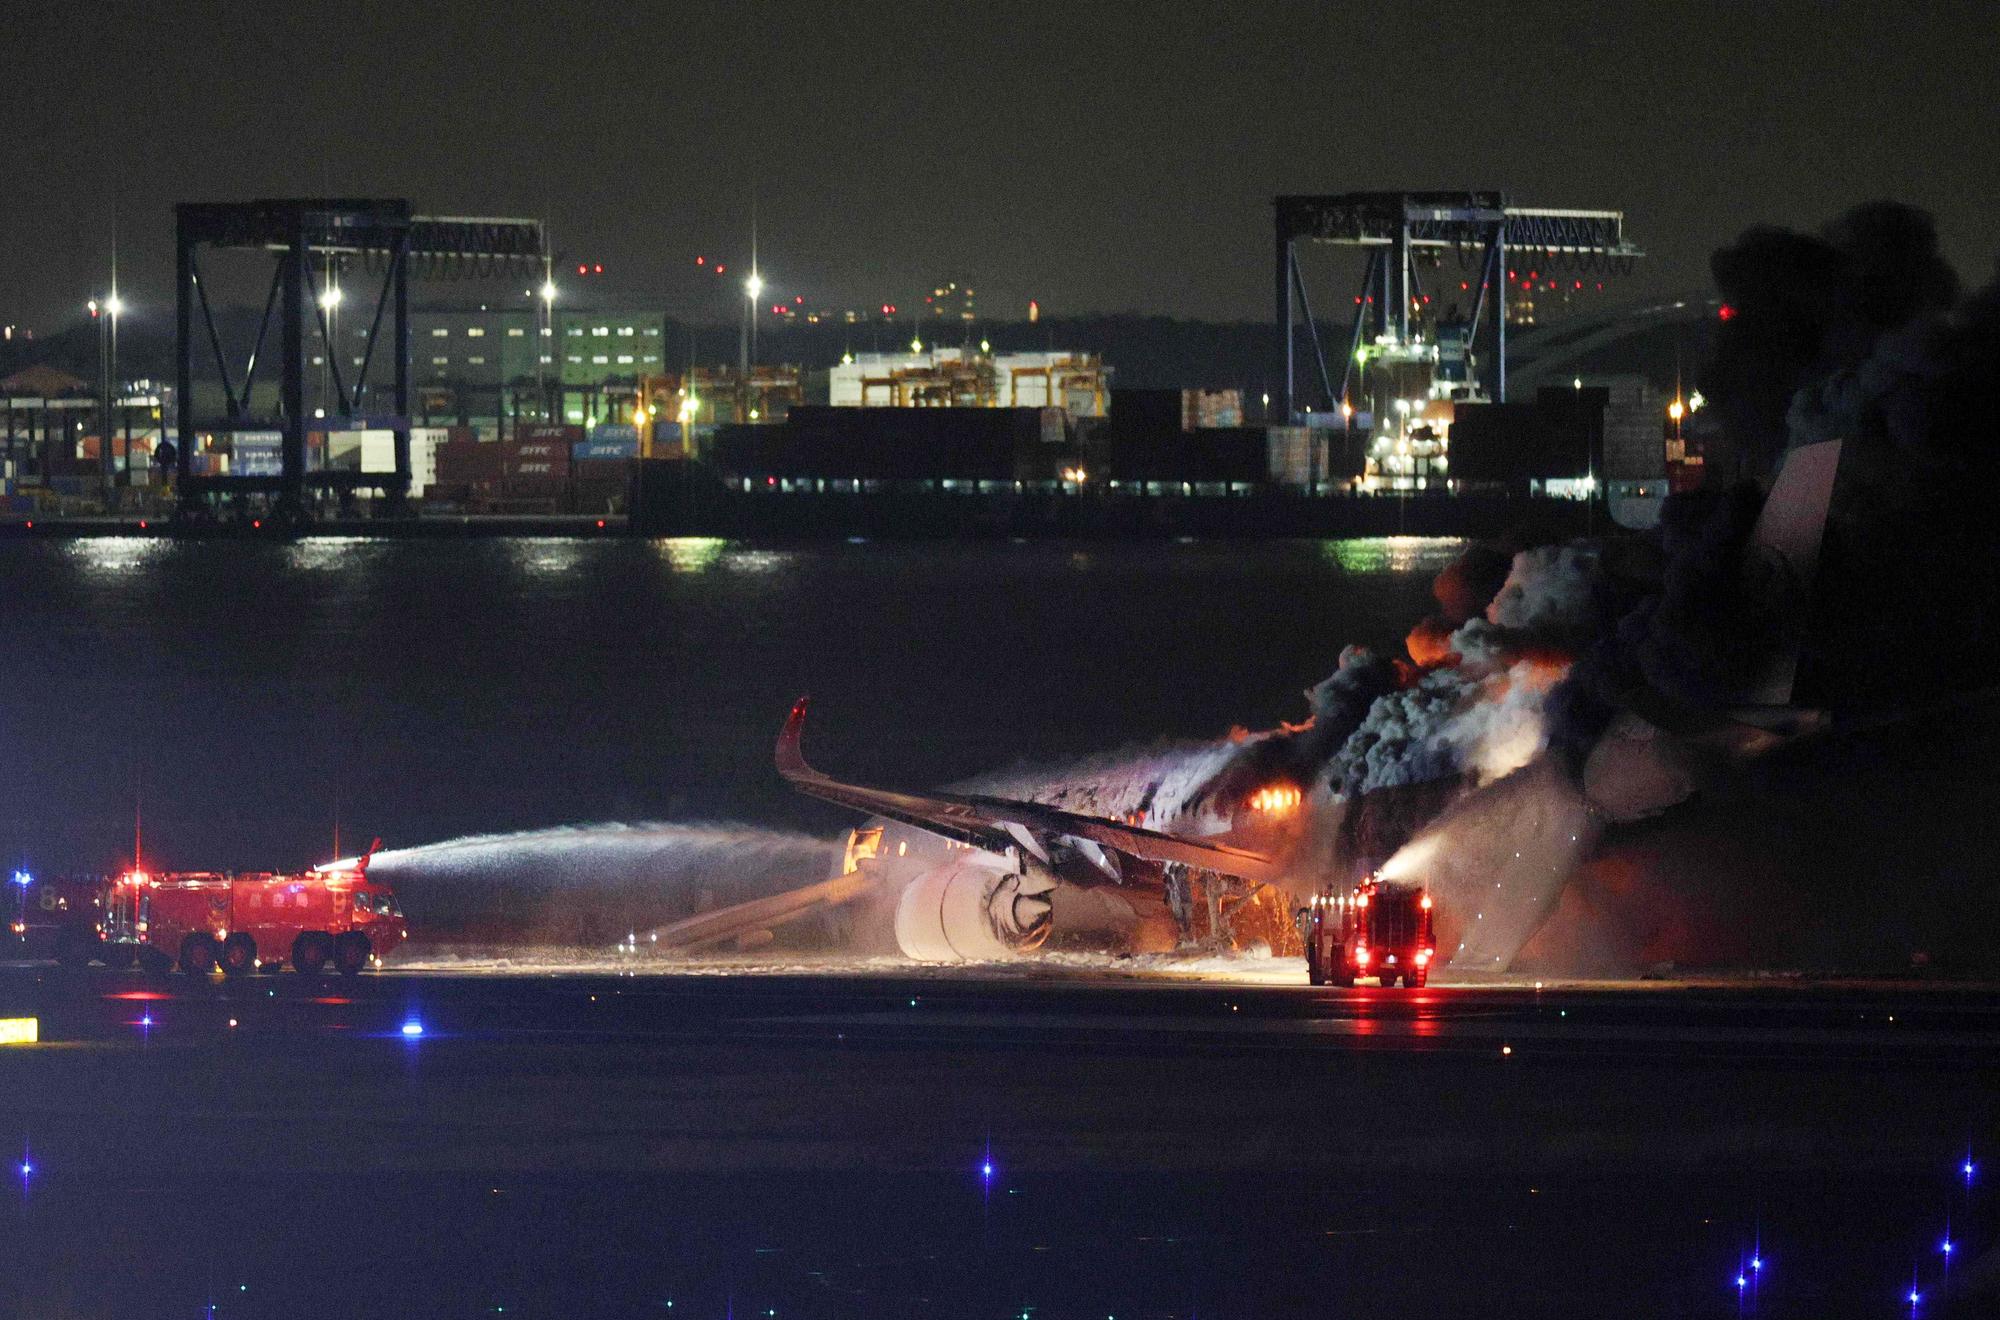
xmin=739 ymin=270 xmax=766 ymax=407
xmin=92 ymin=292 xmax=126 ymax=506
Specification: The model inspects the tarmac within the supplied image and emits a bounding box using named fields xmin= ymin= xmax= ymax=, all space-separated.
xmin=3 ymin=963 xmax=1996 ymax=1317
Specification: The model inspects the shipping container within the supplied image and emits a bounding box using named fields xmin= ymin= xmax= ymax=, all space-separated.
xmin=574 ymin=435 xmax=640 ymax=461
xmin=436 ymin=439 xmax=504 ymax=484
xmin=515 ymin=423 xmax=584 ymax=448
xmin=587 ymin=423 xmax=639 ymax=449
xmin=502 ymin=435 xmax=572 ymax=478
xmin=712 ymin=406 xmax=1065 ymax=482
xmin=1108 ymin=427 xmax=1267 ymax=484
xmin=499 ymin=476 xmax=567 ymax=501
xmin=573 ymin=457 xmax=634 ymax=485
xmin=1266 ymin=426 xmax=1330 ymax=487
xmin=1183 ymin=389 xmax=1244 ymax=430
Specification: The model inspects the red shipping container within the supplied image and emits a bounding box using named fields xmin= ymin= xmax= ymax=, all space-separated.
xmin=500 ymin=476 xmax=567 ymax=501
xmin=572 ymin=457 xmax=633 ymax=484
xmin=436 ymin=440 xmax=504 ymax=484
xmin=501 ymin=438 xmax=571 ymax=478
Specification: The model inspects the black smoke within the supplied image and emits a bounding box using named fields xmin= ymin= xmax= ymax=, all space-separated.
xmin=1552 ymin=201 xmax=2000 ymax=761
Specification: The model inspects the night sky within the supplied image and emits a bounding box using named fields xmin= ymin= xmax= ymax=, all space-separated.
xmin=4 ymin=1 xmax=1996 ymax=335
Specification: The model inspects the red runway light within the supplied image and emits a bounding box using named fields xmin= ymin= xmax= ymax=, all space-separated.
xmin=106 ymin=990 xmax=170 ymax=1002
xmin=1718 ymin=304 xmax=1737 ymax=321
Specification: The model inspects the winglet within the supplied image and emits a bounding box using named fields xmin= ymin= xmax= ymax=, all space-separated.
xmin=777 ymin=695 xmax=813 ymax=780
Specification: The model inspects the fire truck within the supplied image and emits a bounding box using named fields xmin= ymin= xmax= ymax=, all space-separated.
xmin=1301 ymin=875 xmax=1436 ymax=988
xmin=8 ymin=871 xmax=130 ymax=968
xmin=117 ymin=851 xmax=406 ymax=977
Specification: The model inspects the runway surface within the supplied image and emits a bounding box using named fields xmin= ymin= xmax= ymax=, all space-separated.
xmin=3 ymin=964 xmax=1997 ymax=1317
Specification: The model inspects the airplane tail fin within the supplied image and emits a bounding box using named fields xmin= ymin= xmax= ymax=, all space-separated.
xmin=1741 ymin=439 xmax=1841 ymax=705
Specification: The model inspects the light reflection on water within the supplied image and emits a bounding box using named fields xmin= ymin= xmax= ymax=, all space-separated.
xmin=282 ymin=537 xmax=378 ymax=572
xmin=1321 ymin=535 xmax=1464 ymax=575
xmin=505 ymin=538 xmax=589 ymax=577
xmin=61 ymin=538 xmax=172 ymax=576
xmin=652 ymin=537 xmax=727 ymax=573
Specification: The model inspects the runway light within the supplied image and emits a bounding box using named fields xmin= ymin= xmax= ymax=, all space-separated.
xmin=401 ymin=1020 xmax=424 ymax=1038
xmin=1941 ymin=1239 xmax=1952 ymax=1255
xmin=1751 ymin=1256 xmax=1762 ymax=1272
xmin=1736 ymin=1274 xmax=1746 ymax=1290
xmin=1501 ymin=1044 xmax=1513 ymax=1056
xmin=140 ymin=1014 xmax=152 ymax=1027
xmin=10 ymin=870 xmax=29 ymax=886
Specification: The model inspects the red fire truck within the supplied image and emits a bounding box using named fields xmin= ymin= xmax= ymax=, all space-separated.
xmin=8 ymin=870 xmax=131 ymax=968
xmin=1301 ymin=875 xmax=1436 ymax=988
xmin=114 ymin=848 xmax=406 ymax=977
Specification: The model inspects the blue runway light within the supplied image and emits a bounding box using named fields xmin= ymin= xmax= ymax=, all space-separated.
xmin=1751 ymin=1256 xmax=1762 ymax=1272
xmin=1735 ymin=1274 xmax=1746 ymax=1290
xmin=139 ymin=1014 xmax=152 ymax=1027
xmin=11 ymin=870 xmax=30 ymax=887
xmin=401 ymin=1020 xmax=424 ymax=1038
xmin=1941 ymin=1239 xmax=1952 ymax=1256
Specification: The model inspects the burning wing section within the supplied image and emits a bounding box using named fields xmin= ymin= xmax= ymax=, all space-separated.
xmin=775 ymin=697 xmax=1285 ymax=960
xmin=776 ymin=698 xmax=1281 ymax=884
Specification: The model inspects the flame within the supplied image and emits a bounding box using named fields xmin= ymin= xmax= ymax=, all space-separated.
xmin=1405 ymin=616 xmax=1459 ymax=668
xmin=1248 ymin=783 xmax=1302 ymax=815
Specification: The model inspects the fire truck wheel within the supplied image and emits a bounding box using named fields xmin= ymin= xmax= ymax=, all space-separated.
xmin=179 ymin=934 xmax=220 ymax=976
xmin=333 ymin=932 xmax=371 ymax=976
xmin=54 ymin=927 xmax=95 ymax=970
xmin=101 ymin=943 xmax=137 ymax=970
xmin=1409 ymin=968 xmax=1428 ymax=989
xmin=292 ymin=933 xmax=333 ymax=976
xmin=138 ymin=946 xmax=175 ymax=978
xmin=220 ymin=933 xmax=258 ymax=978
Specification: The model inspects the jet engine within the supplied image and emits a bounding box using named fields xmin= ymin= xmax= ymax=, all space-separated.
xmin=893 ymin=851 xmax=1057 ymax=961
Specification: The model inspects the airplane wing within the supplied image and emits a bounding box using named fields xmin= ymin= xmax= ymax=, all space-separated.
xmin=776 ymin=697 xmax=1281 ymax=884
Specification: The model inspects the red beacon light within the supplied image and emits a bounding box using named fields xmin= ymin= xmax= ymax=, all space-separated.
xmin=1718 ymin=304 xmax=1738 ymax=321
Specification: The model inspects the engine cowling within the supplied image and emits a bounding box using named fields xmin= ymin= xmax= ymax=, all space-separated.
xmin=893 ymin=853 xmax=1056 ymax=962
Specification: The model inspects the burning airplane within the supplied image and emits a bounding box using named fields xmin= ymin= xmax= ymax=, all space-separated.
xmin=374 ymin=201 xmax=2000 ymax=976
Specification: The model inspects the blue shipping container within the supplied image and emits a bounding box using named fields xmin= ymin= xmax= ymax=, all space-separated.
xmin=574 ymin=436 xmax=640 ymax=460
